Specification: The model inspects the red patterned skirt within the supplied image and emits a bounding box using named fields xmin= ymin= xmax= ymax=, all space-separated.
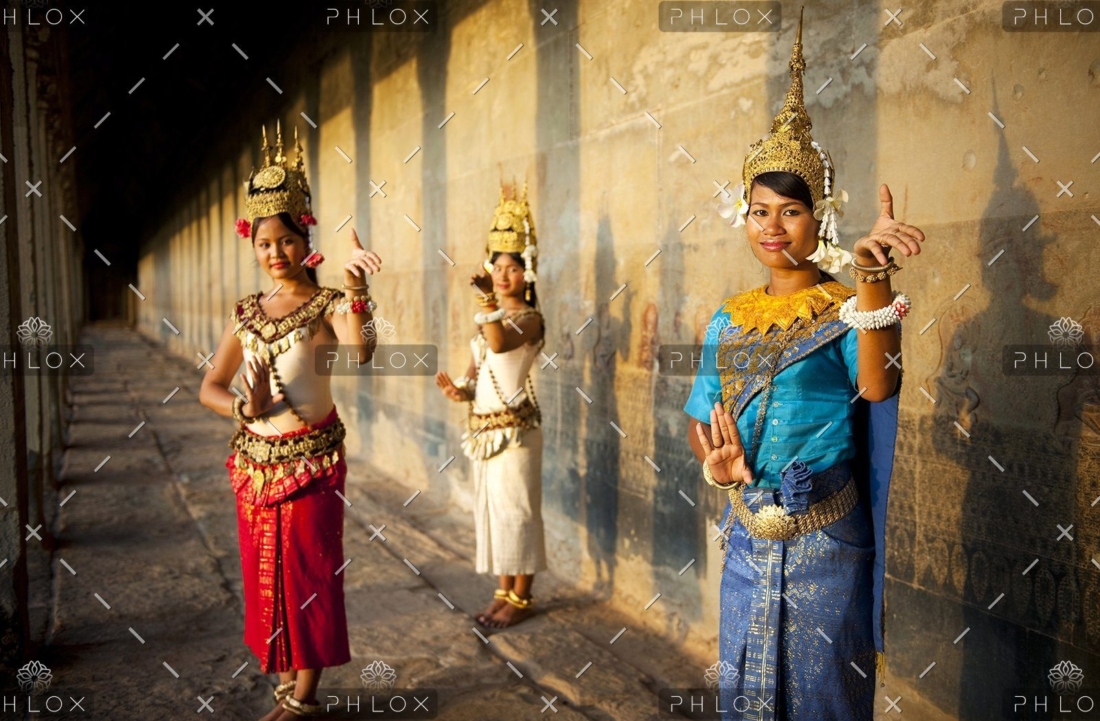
xmin=226 ymin=407 xmax=351 ymax=673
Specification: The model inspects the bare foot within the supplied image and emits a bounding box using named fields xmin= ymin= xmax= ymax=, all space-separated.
xmin=476 ymin=596 xmax=509 ymax=627
xmin=258 ymin=703 xmax=285 ymax=721
xmin=259 ymin=680 xmax=296 ymax=721
xmin=485 ymin=599 xmax=535 ymax=628
xmin=273 ymin=697 xmax=322 ymax=721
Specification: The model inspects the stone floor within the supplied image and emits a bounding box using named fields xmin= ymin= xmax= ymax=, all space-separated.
xmin=24 ymin=325 xmax=953 ymax=720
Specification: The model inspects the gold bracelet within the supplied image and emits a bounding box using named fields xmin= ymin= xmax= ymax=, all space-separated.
xmin=232 ymin=395 xmax=255 ymax=424
xmin=703 ymin=461 xmax=740 ymax=489
xmin=476 ymin=291 xmax=498 ymax=307
xmin=850 ymin=256 xmax=894 ymax=271
xmin=341 ymin=283 xmax=369 ymax=291
xmin=848 ymin=263 xmax=900 ymax=283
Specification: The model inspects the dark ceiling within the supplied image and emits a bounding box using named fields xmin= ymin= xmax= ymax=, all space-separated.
xmin=63 ymin=2 xmax=318 ymax=273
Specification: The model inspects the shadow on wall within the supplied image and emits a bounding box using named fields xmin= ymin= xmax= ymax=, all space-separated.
xmin=418 ymin=22 xmax=453 ymax=482
xmin=580 ymin=212 xmax=625 ymax=594
xmin=530 ymin=0 xmax=585 ymax=570
xmin=650 ymin=217 xmax=702 ymax=636
xmin=348 ymin=28 xmax=376 ymax=427
xmin=908 ymin=80 xmax=1100 ymax=718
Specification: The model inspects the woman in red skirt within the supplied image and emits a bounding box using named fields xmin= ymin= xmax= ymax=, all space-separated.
xmin=199 ymin=123 xmax=382 ymax=719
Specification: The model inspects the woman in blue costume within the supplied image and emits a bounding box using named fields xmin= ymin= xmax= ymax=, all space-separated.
xmin=684 ymin=9 xmax=927 ymax=719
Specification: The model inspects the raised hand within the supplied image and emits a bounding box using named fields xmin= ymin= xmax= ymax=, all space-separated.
xmin=695 ymin=401 xmax=754 ymax=487
xmin=239 ymin=356 xmax=284 ymax=419
xmin=435 ymin=371 xmax=470 ymax=403
xmin=344 ymin=228 xmax=383 ymax=280
xmin=852 ymin=184 xmax=926 ymax=266
xmin=469 ymin=268 xmax=494 ymax=295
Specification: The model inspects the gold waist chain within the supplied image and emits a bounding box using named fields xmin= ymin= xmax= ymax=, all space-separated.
xmin=230 ymin=417 xmax=346 ymax=466
xmin=228 ymin=418 xmax=347 ymax=505
xmin=727 ymin=477 xmax=858 ymax=542
xmin=467 ymin=397 xmax=540 ymax=433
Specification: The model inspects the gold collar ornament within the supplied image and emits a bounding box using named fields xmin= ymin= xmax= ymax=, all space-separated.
xmin=235 ymin=121 xmax=319 ymax=244
xmin=716 ymin=7 xmax=852 ymax=274
xmin=722 ymin=280 xmax=854 ymax=337
xmin=484 ymin=181 xmax=538 ymax=302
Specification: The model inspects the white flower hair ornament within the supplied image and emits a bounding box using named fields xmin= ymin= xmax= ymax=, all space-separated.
xmin=716 ymin=183 xmax=750 ymax=228
xmin=805 ymin=139 xmax=853 ymax=272
xmin=807 ymin=240 xmax=854 ymax=274
xmin=521 ymin=231 xmax=538 ymax=284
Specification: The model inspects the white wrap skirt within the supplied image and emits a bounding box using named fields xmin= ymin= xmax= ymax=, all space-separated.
xmin=471 ymin=427 xmax=547 ymax=576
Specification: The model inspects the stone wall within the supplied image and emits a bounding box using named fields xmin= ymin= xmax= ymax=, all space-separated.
xmin=0 ymin=23 xmax=85 ymax=675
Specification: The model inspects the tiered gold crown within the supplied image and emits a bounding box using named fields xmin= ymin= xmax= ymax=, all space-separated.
xmin=245 ymin=121 xmax=313 ymax=224
xmin=487 ymin=182 xmax=536 ymax=255
xmin=484 ymin=181 xmax=538 ymax=294
xmin=742 ymin=7 xmax=830 ymax=206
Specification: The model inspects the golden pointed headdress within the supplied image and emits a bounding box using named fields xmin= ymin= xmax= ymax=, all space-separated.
xmin=742 ymin=8 xmax=830 ymax=204
xmin=236 ymin=121 xmax=316 ymax=237
xmin=728 ymin=7 xmax=848 ymax=264
xmin=484 ymin=180 xmax=538 ymax=296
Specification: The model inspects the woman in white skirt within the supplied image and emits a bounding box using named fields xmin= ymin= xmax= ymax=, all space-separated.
xmin=435 ymin=184 xmax=547 ymax=628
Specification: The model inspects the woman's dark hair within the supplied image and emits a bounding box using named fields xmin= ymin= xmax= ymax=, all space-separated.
xmin=490 ymin=251 xmax=537 ymax=308
xmin=751 ymin=171 xmax=835 ymax=281
xmin=251 ymin=212 xmax=318 ymax=284
xmin=751 ymin=171 xmax=815 ymax=211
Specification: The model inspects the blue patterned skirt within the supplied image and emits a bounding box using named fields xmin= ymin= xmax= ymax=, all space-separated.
xmin=717 ymin=460 xmax=876 ymax=720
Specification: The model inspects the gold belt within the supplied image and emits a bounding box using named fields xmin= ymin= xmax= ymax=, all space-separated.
xmin=229 ymin=418 xmax=346 ymax=466
xmin=467 ymin=398 xmax=540 ymax=433
xmin=728 ymin=477 xmax=858 ymax=542
xmin=229 ymin=417 xmax=347 ymax=506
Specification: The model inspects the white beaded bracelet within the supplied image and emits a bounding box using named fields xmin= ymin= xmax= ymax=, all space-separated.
xmin=839 ymin=292 xmax=912 ymax=331
xmin=474 ymin=308 xmax=507 ymax=325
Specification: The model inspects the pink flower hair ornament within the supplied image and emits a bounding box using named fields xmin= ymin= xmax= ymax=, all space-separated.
xmin=235 ymin=217 xmax=252 ymax=238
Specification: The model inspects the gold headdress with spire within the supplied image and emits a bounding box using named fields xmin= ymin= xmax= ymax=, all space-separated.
xmin=236 ymin=121 xmax=317 ymax=238
xmin=485 ymin=181 xmax=538 ymax=300
xmin=719 ymin=6 xmax=851 ymax=271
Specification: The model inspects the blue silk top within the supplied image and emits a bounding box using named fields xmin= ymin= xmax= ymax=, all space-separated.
xmin=683 ymin=286 xmax=862 ymax=489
